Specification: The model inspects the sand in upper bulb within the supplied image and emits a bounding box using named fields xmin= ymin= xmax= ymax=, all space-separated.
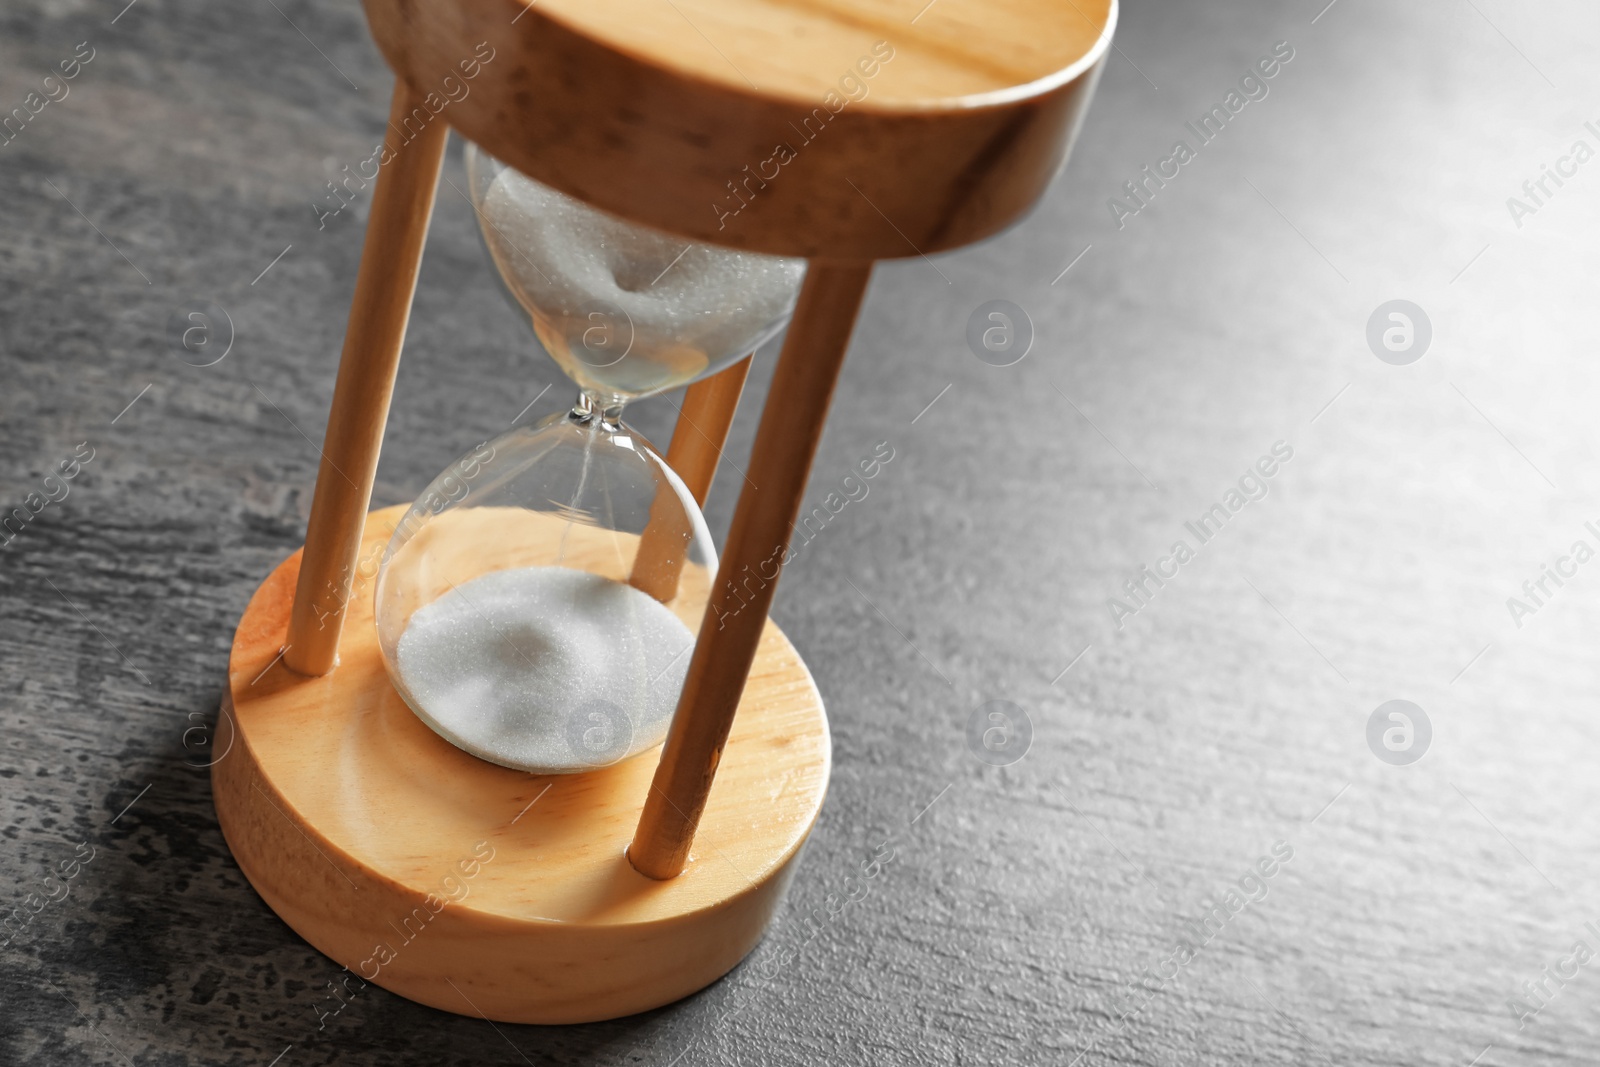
xmin=479 ymin=164 xmax=802 ymax=395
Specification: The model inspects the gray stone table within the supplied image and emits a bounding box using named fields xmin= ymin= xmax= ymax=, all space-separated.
xmin=3 ymin=0 xmax=1599 ymax=1064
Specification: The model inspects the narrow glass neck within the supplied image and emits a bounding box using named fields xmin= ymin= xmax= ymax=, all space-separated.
xmin=569 ymin=390 xmax=625 ymax=431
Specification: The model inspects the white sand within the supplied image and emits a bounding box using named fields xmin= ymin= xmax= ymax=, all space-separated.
xmin=480 ymin=165 xmax=802 ymax=394
xmin=394 ymin=566 xmax=694 ymax=773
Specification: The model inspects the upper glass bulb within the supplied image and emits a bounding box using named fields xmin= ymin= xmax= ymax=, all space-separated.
xmin=466 ymin=144 xmax=804 ymax=403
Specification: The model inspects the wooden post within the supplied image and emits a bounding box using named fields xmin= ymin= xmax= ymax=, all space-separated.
xmin=630 ymin=356 xmax=751 ymax=601
xmin=283 ymin=79 xmax=450 ymax=676
xmin=630 ymin=262 xmax=872 ymax=880
xmin=663 ymin=355 xmax=753 ymax=507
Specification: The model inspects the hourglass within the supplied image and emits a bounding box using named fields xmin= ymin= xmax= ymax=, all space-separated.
xmin=213 ymin=0 xmax=1113 ymax=1025
xmin=374 ymin=147 xmax=803 ymax=774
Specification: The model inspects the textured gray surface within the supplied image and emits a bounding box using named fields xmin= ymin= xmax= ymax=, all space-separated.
xmin=4 ymin=0 xmax=1600 ymax=1064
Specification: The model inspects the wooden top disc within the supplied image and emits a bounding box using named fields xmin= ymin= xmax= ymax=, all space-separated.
xmin=363 ymin=0 xmax=1116 ymax=259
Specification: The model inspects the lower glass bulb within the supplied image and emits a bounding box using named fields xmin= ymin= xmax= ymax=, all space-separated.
xmin=374 ymin=402 xmax=715 ymax=774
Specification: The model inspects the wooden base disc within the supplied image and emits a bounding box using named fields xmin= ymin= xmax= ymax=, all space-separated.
xmin=213 ymin=505 xmax=830 ymax=1024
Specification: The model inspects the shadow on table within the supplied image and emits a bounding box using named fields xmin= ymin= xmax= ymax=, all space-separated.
xmin=0 ymin=689 xmax=711 ymax=1067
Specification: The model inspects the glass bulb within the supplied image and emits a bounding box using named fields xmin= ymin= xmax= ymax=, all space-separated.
xmin=375 ymin=408 xmax=716 ymax=774
xmin=465 ymin=144 xmax=805 ymax=403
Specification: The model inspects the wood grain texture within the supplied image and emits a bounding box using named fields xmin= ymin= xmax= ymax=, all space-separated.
xmin=284 ymin=81 xmax=449 ymax=677
xmin=217 ymin=505 xmax=830 ymax=1023
xmin=631 ymin=263 xmax=871 ymax=879
xmin=361 ymin=0 xmax=1114 ymax=258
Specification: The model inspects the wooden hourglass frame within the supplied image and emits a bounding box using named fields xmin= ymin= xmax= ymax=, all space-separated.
xmin=213 ymin=0 xmax=1114 ymax=1024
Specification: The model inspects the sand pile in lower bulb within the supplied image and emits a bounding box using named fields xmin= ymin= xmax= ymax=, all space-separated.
xmin=394 ymin=566 xmax=694 ymax=773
